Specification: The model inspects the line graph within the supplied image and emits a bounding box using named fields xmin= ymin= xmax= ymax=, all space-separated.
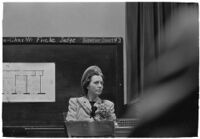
xmin=3 ymin=63 xmax=55 ymax=102
xmin=3 ymin=70 xmax=45 ymax=95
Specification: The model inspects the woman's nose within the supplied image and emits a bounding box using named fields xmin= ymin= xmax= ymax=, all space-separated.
xmin=98 ymin=83 xmax=102 ymax=88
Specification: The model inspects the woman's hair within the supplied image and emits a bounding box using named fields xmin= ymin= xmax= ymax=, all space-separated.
xmin=81 ymin=65 xmax=104 ymax=95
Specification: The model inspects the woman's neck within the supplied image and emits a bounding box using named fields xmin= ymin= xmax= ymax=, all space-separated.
xmin=87 ymin=93 xmax=98 ymax=102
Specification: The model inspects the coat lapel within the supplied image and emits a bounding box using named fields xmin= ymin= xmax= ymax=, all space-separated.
xmin=78 ymin=96 xmax=103 ymax=110
xmin=77 ymin=97 xmax=91 ymax=114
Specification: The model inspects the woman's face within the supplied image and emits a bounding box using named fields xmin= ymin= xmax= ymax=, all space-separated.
xmin=87 ymin=75 xmax=104 ymax=96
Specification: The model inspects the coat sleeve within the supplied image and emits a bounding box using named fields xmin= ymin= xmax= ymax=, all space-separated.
xmin=66 ymin=98 xmax=78 ymax=121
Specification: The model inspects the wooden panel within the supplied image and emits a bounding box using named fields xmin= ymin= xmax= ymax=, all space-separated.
xmin=3 ymin=126 xmax=66 ymax=137
xmin=65 ymin=121 xmax=114 ymax=137
xmin=3 ymin=126 xmax=133 ymax=137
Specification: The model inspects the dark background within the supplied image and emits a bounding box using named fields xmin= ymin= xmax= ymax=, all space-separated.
xmin=3 ymin=37 xmax=123 ymax=137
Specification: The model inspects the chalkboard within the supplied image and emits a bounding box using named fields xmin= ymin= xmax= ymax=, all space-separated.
xmin=3 ymin=37 xmax=123 ymax=128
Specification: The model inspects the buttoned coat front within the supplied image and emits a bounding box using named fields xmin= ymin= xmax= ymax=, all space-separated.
xmin=66 ymin=96 xmax=116 ymax=121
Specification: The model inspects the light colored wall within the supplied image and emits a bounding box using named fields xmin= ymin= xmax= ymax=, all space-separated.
xmin=3 ymin=2 xmax=127 ymax=103
xmin=3 ymin=3 xmax=125 ymax=37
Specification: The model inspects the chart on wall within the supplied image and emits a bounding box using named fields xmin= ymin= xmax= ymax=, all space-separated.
xmin=3 ymin=63 xmax=55 ymax=102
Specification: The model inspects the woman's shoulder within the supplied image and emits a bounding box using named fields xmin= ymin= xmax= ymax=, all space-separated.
xmin=69 ymin=96 xmax=86 ymax=102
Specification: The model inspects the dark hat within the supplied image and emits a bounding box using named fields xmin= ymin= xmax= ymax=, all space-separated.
xmin=81 ymin=65 xmax=103 ymax=95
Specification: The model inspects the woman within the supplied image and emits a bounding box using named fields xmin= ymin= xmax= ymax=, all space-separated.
xmin=66 ymin=65 xmax=116 ymax=121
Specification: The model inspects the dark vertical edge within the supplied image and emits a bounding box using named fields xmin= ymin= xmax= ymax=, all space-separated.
xmin=115 ymin=38 xmax=123 ymax=117
xmin=126 ymin=2 xmax=140 ymax=103
xmin=137 ymin=2 xmax=143 ymax=97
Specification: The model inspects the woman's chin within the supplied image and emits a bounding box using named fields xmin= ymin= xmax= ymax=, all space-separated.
xmin=96 ymin=92 xmax=102 ymax=95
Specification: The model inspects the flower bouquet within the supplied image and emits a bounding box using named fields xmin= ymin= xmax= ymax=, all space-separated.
xmin=94 ymin=103 xmax=113 ymax=121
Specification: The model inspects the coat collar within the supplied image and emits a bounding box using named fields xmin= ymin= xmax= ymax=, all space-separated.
xmin=78 ymin=96 xmax=103 ymax=110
